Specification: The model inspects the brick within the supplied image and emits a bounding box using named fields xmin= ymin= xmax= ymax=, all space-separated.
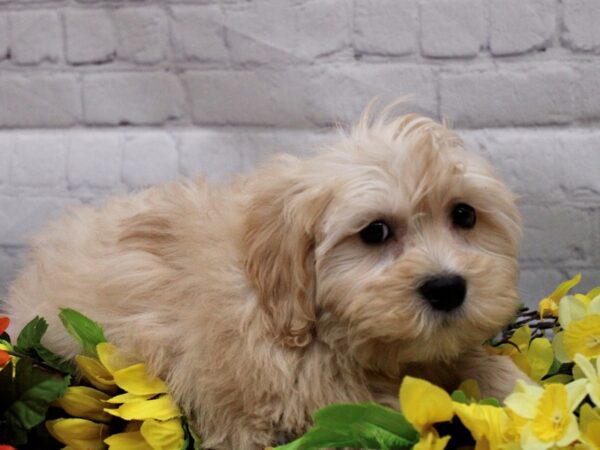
xmin=122 ymin=132 xmax=179 ymax=188
xmin=180 ymin=131 xmax=244 ymax=182
xmin=0 ymin=135 xmax=11 ymax=185
xmin=64 ymin=9 xmax=116 ymax=64
xmin=183 ymin=69 xmax=311 ymax=126
xmin=573 ymin=64 xmax=600 ymax=121
xmin=0 ymin=14 xmax=8 ymax=60
xmin=420 ymin=0 xmax=484 ymax=58
xmin=520 ymin=205 xmax=592 ymax=265
xmin=490 ymin=0 xmax=555 ymax=55
xmin=0 ymin=74 xmax=82 ymax=127
xmin=113 ymin=7 xmax=168 ymax=64
xmin=563 ymin=0 xmax=600 ymax=52
xmin=171 ymin=6 xmax=228 ymax=63
xmin=68 ymin=133 xmax=121 ymax=189
xmin=10 ymin=10 xmax=62 ymax=64
xmin=224 ymin=0 xmax=351 ymax=64
xmin=11 ymin=134 xmax=68 ymax=188
xmin=184 ymin=65 xmax=436 ymax=127
xmin=557 ymin=132 xmax=600 ymax=205
xmin=354 ymin=0 xmax=416 ymax=56
xmin=179 ymin=129 xmax=329 ymax=182
xmin=464 ymin=131 xmax=565 ymax=200
xmin=440 ymin=66 xmax=574 ymax=127
xmin=0 ymin=196 xmax=80 ymax=246
xmin=83 ymin=73 xmax=185 ymax=125
xmin=307 ymin=64 xmax=437 ymax=126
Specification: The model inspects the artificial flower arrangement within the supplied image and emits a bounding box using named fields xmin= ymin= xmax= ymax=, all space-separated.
xmin=1 ymin=274 xmax=599 ymax=450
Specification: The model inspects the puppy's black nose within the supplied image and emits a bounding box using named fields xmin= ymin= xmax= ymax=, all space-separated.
xmin=418 ymin=275 xmax=467 ymax=312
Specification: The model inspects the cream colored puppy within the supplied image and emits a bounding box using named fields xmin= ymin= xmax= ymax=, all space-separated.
xmin=5 ymin=107 xmax=526 ymax=449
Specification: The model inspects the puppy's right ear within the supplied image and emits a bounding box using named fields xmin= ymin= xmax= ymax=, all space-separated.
xmin=243 ymin=156 xmax=331 ymax=349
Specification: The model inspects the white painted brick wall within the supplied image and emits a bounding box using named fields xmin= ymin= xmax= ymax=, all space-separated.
xmin=0 ymin=0 xmax=599 ymax=308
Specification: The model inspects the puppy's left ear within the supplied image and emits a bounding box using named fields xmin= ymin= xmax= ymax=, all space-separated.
xmin=244 ymin=156 xmax=331 ymax=349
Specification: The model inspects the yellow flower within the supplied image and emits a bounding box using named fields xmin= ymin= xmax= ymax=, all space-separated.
xmin=54 ymin=386 xmax=113 ymax=423
xmin=504 ymin=380 xmax=587 ymax=450
xmin=563 ymin=316 xmax=600 ymax=360
xmin=413 ymin=432 xmax=450 ymax=450
xmin=75 ymin=355 xmax=118 ymax=393
xmin=453 ymin=402 xmax=510 ymax=450
xmin=539 ymin=273 xmax=581 ymax=317
xmin=573 ymin=353 xmax=600 ymax=407
xmin=104 ymin=418 xmax=185 ymax=450
xmin=579 ymin=404 xmax=600 ymax=450
xmin=399 ymin=376 xmax=453 ymax=433
xmin=60 ymin=341 xmax=185 ymax=450
xmin=46 ymin=418 xmax=109 ymax=450
xmin=104 ymin=395 xmax=181 ymax=421
xmin=553 ymin=293 xmax=600 ymax=362
xmin=490 ymin=326 xmax=554 ymax=383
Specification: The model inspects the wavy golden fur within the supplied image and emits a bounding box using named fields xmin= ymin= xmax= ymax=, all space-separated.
xmin=5 ymin=105 xmax=527 ymax=449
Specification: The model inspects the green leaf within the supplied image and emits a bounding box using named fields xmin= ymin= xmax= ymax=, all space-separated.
xmin=32 ymin=343 xmax=75 ymax=375
xmin=314 ymin=403 xmax=417 ymax=441
xmin=189 ymin=426 xmax=202 ymax=450
xmin=0 ymin=360 xmax=16 ymax=410
xmin=6 ymin=358 xmax=70 ymax=429
xmin=451 ymin=390 xmax=470 ymax=405
xmin=275 ymin=426 xmax=360 ymax=450
xmin=276 ymin=403 xmax=418 ymax=450
xmin=479 ymin=397 xmax=501 ymax=407
xmin=59 ymin=308 xmax=106 ymax=356
xmin=16 ymin=317 xmax=48 ymax=351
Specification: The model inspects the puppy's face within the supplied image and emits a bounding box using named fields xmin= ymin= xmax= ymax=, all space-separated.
xmin=245 ymin=113 xmax=521 ymax=372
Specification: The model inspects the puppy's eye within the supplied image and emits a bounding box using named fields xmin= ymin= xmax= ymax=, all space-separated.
xmin=359 ymin=221 xmax=391 ymax=245
xmin=452 ymin=203 xmax=476 ymax=229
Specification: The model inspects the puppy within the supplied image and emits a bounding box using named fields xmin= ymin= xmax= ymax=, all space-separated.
xmin=5 ymin=106 xmax=526 ymax=449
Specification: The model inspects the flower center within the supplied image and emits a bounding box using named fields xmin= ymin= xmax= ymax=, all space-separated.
xmin=586 ymin=335 xmax=600 ymax=349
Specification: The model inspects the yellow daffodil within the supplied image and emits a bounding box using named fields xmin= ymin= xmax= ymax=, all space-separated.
xmin=539 ymin=273 xmax=581 ymax=317
xmin=399 ymin=376 xmax=453 ymax=449
xmin=57 ymin=341 xmax=185 ymax=450
xmin=399 ymin=376 xmax=454 ymax=433
xmin=54 ymin=386 xmax=113 ymax=423
xmin=573 ymin=353 xmax=600 ymax=407
xmin=579 ymin=404 xmax=600 ymax=450
xmin=46 ymin=418 xmax=109 ymax=450
xmin=75 ymin=355 xmax=118 ymax=393
xmin=413 ymin=432 xmax=450 ymax=450
xmin=488 ymin=326 xmax=554 ymax=383
xmin=453 ymin=402 xmax=510 ymax=450
xmin=504 ymin=380 xmax=587 ymax=450
xmin=554 ymin=294 xmax=600 ymax=362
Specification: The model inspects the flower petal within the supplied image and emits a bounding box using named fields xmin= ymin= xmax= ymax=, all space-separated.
xmin=105 ymin=393 xmax=153 ymax=405
xmin=528 ymin=338 xmax=554 ymax=382
xmin=105 ymin=395 xmax=181 ymax=421
xmin=566 ymin=378 xmax=588 ymax=411
xmin=550 ymin=273 xmax=582 ymax=302
xmin=104 ymin=431 xmax=153 ymax=450
xmin=97 ymin=343 xmax=137 ymax=375
xmin=75 ymin=355 xmax=117 ymax=393
xmin=54 ymin=386 xmax=113 ymax=423
xmin=552 ymin=332 xmax=570 ymax=363
xmin=113 ymin=364 xmax=168 ymax=396
xmin=399 ymin=376 xmax=453 ymax=433
xmin=0 ymin=316 xmax=9 ymax=335
xmin=559 ymin=295 xmax=587 ymax=328
xmin=46 ymin=418 xmax=108 ymax=450
xmin=413 ymin=432 xmax=450 ymax=450
xmin=140 ymin=418 xmax=185 ymax=450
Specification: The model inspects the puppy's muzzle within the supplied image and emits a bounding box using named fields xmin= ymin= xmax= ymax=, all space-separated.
xmin=418 ymin=274 xmax=467 ymax=312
